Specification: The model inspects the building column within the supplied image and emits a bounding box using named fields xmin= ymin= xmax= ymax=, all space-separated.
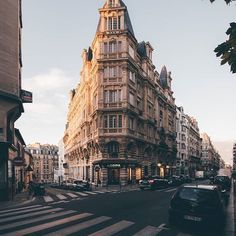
xmin=100 ymin=168 xmax=107 ymax=187
xmin=120 ymin=167 xmax=127 ymax=186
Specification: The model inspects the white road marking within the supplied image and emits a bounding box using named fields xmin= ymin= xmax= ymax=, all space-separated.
xmin=44 ymin=216 xmax=111 ymax=236
xmin=0 ymin=208 xmax=67 ymax=230
xmin=89 ymin=220 xmax=134 ymax=236
xmin=0 ymin=205 xmax=42 ymax=214
xmin=0 ymin=205 xmax=50 ymax=218
xmin=65 ymin=193 xmax=78 ymax=198
xmin=177 ymin=233 xmax=192 ymax=236
xmin=83 ymin=191 xmax=97 ymax=195
xmin=133 ymin=225 xmax=163 ymax=236
xmin=75 ymin=192 xmax=88 ymax=197
xmin=92 ymin=191 xmax=107 ymax=194
xmin=43 ymin=195 xmax=54 ymax=202
xmin=0 ymin=206 xmax=53 ymax=223
xmin=165 ymin=188 xmax=177 ymax=193
xmin=3 ymin=212 xmax=93 ymax=236
xmin=56 ymin=194 xmax=67 ymax=200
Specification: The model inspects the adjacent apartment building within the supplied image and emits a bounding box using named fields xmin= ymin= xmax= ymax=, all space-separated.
xmin=64 ymin=0 xmax=177 ymax=186
xmin=201 ymin=133 xmax=220 ymax=177
xmin=175 ymin=107 xmax=189 ymax=176
xmin=0 ymin=0 xmax=32 ymax=200
xmin=233 ymin=143 xmax=236 ymax=170
xmin=26 ymin=143 xmax=59 ymax=183
xmin=187 ymin=116 xmax=202 ymax=178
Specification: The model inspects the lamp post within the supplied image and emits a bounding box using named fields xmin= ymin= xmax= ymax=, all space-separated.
xmin=157 ymin=163 xmax=161 ymax=176
xmin=166 ymin=165 xmax=170 ymax=177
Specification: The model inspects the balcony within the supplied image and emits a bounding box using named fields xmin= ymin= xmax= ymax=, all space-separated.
xmin=103 ymin=128 xmax=123 ymax=134
xmin=104 ymin=102 xmax=123 ymax=108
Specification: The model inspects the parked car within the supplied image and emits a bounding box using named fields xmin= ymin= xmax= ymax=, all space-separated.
xmin=33 ymin=183 xmax=46 ymax=196
xmin=139 ymin=176 xmax=169 ymax=190
xmin=139 ymin=177 xmax=151 ymax=190
xmin=168 ymin=184 xmax=226 ymax=228
xmin=50 ymin=183 xmax=59 ymax=188
xmin=74 ymin=180 xmax=91 ymax=191
xmin=213 ymin=175 xmax=231 ymax=191
xmin=168 ymin=176 xmax=183 ymax=186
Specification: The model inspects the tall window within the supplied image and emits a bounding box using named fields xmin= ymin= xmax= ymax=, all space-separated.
xmin=104 ymin=115 xmax=122 ymax=128
xmin=104 ymin=90 xmax=122 ymax=103
xmin=103 ymin=41 xmax=122 ymax=54
xmin=107 ymin=142 xmax=119 ymax=158
xmin=129 ymin=71 xmax=135 ymax=83
xmin=129 ymin=117 xmax=134 ymax=130
xmin=108 ymin=0 xmax=115 ymax=8
xmin=104 ymin=66 xmax=121 ymax=78
xmin=107 ymin=17 xmax=121 ymax=30
xmin=129 ymin=92 xmax=135 ymax=106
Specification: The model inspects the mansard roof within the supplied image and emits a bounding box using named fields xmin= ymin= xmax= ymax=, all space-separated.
xmin=96 ymin=0 xmax=135 ymax=38
xmin=137 ymin=41 xmax=147 ymax=58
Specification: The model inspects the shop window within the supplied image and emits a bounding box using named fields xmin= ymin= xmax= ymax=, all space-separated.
xmin=107 ymin=142 xmax=119 ymax=158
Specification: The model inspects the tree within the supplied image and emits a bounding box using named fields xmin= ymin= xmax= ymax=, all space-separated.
xmin=210 ymin=0 xmax=236 ymax=73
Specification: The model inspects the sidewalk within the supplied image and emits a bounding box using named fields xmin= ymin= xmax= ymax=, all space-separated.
xmin=0 ymin=191 xmax=35 ymax=211
xmin=224 ymin=179 xmax=235 ymax=236
xmin=91 ymin=183 xmax=139 ymax=192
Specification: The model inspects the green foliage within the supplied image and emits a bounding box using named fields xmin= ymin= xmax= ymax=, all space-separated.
xmin=214 ymin=23 xmax=236 ymax=73
xmin=210 ymin=0 xmax=236 ymax=73
xmin=210 ymin=0 xmax=235 ymax=4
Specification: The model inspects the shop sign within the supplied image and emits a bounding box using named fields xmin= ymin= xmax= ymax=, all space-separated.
xmin=13 ymin=156 xmax=25 ymax=166
xmin=106 ymin=164 xmax=121 ymax=168
xmin=21 ymin=89 xmax=33 ymax=103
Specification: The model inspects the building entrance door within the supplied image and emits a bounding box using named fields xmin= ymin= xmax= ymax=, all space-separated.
xmin=108 ymin=168 xmax=120 ymax=185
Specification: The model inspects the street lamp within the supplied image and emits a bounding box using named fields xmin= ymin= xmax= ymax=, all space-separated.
xmin=157 ymin=163 xmax=161 ymax=167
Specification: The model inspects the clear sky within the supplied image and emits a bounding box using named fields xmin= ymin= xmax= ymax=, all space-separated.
xmin=16 ymin=0 xmax=236 ymax=163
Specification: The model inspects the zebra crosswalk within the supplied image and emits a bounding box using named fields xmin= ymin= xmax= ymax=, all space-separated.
xmin=0 ymin=204 xmax=186 ymax=236
xmin=38 ymin=187 xmax=177 ymax=204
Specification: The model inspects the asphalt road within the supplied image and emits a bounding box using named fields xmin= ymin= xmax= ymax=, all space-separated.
xmin=0 ymin=183 xmax=233 ymax=236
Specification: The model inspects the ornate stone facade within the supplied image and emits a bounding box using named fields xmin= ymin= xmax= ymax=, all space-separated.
xmin=175 ymin=107 xmax=189 ymax=176
xmin=187 ymin=116 xmax=202 ymax=178
xmin=26 ymin=143 xmax=59 ymax=183
xmin=64 ymin=0 xmax=177 ymax=186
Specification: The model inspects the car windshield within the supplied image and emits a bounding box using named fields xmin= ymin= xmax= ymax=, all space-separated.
xmin=215 ymin=176 xmax=229 ymax=181
xmin=177 ymin=188 xmax=219 ymax=206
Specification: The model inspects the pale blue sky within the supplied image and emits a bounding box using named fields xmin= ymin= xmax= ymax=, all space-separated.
xmin=16 ymin=0 xmax=236 ymax=162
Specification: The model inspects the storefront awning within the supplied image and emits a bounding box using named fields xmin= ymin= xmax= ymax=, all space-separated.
xmin=93 ymin=158 xmax=140 ymax=168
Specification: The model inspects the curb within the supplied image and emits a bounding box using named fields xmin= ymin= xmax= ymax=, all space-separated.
xmin=0 ymin=195 xmax=36 ymax=211
xmin=224 ymin=180 xmax=235 ymax=236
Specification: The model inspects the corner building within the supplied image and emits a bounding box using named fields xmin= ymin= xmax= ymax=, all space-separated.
xmin=64 ymin=0 xmax=177 ymax=186
xmin=0 ymin=0 xmax=24 ymax=200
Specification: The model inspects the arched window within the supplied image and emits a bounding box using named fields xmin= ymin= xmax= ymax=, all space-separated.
xmin=107 ymin=142 xmax=119 ymax=158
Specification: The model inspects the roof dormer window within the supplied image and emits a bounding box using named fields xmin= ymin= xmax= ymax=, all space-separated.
xmin=108 ymin=0 xmax=115 ymax=8
xmin=107 ymin=16 xmax=121 ymax=30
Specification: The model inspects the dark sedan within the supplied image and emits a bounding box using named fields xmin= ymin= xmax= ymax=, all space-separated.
xmin=168 ymin=184 xmax=226 ymax=229
xmin=139 ymin=176 xmax=169 ymax=190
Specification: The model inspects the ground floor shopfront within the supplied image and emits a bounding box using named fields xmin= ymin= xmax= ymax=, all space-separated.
xmin=66 ymin=159 xmax=176 ymax=187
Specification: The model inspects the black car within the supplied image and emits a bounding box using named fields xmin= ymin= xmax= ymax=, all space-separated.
xmin=169 ymin=184 xmax=226 ymax=228
xmin=139 ymin=176 xmax=168 ymax=190
xmin=33 ymin=183 xmax=46 ymax=196
xmin=213 ymin=175 xmax=231 ymax=191
xmin=168 ymin=176 xmax=183 ymax=186
xmin=74 ymin=180 xmax=91 ymax=191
